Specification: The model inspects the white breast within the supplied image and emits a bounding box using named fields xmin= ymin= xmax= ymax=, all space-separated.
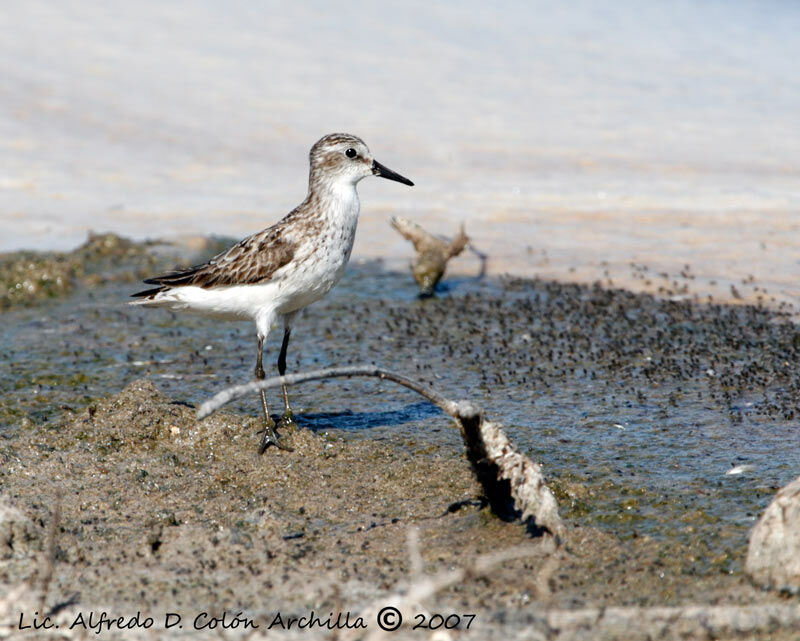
xmin=272 ymin=183 xmax=361 ymax=314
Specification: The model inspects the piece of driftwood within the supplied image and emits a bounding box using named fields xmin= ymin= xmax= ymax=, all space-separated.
xmin=198 ymin=365 xmax=565 ymax=539
xmin=390 ymin=216 xmax=469 ymax=296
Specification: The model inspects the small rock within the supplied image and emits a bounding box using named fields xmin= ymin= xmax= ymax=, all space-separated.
xmin=745 ymin=475 xmax=800 ymax=592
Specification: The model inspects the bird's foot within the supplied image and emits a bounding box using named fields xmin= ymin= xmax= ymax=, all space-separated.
xmin=257 ymin=418 xmax=294 ymax=454
xmin=276 ymin=409 xmax=298 ymax=432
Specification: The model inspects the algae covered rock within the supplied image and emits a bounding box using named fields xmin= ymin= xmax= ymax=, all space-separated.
xmin=0 ymin=232 xmax=171 ymax=309
xmin=0 ymin=250 xmax=75 ymax=309
xmin=746 ymin=474 xmax=800 ymax=592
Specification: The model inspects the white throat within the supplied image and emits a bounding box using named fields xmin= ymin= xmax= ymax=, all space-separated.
xmin=321 ymin=179 xmax=361 ymax=226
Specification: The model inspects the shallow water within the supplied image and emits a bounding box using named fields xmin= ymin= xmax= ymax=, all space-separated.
xmin=2 ymin=1 xmax=799 ymax=304
xmin=3 ymin=266 xmax=799 ymax=576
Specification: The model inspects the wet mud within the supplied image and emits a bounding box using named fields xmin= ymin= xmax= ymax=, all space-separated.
xmin=2 ymin=236 xmax=800 ymax=638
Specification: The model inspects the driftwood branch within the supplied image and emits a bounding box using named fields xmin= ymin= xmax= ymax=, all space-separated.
xmin=197 ymin=366 xmax=457 ymax=420
xmin=198 ymin=365 xmax=565 ymax=539
xmin=390 ymin=216 xmax=470 ymax=296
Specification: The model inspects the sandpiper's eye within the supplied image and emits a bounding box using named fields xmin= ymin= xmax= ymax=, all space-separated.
xmin=345 ymin=148 xmax=357 ymax=159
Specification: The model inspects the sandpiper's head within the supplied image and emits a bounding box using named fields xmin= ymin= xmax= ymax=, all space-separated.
xmin=309 ymin=133 xmax=414 ymax=189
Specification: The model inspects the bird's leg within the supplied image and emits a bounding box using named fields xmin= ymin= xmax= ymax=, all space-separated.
xmin=256 ymin=335 xmax=292 ymax=454
xmin=276 ymin=327 xmax=297 ymax=430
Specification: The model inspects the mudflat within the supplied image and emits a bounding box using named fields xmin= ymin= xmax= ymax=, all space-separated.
xmin=1 ymin=236 xmax=799 ymax=640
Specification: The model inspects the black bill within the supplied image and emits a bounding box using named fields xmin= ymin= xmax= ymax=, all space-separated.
xmin=372 ymin=159 xmax=414 ymax=186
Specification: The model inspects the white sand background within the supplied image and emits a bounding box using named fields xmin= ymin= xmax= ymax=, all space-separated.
xmin=1 ymin=0 xmax=799 ymax=305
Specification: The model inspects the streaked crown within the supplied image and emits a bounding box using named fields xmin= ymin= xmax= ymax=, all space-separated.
xmin=308 ymin=133 xmax=373 ymax=187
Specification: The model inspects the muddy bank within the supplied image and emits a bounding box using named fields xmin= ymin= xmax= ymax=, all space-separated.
xmin=1 ymin=379 xmax=488 ymax=611
xmin=0 ymin=233 xmax=233 ymax=310
xmin=2 ymin=379 xmax=797 ymax=641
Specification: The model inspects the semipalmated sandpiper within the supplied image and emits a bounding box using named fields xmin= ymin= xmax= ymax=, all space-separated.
xmin=131 ymin=133 xmax=413 ymax=452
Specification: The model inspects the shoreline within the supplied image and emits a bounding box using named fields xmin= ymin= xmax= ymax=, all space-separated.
xmin=4 ymin=229 xmax=795 ymax=314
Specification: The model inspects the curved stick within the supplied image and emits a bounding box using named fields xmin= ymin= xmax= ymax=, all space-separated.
xmin=196 ymin=364 xmax=565 ymax=539
xmin=197 ymin=365 xmax=458 ymax=420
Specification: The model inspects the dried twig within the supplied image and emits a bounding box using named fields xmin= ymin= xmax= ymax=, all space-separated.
xmin=38 ymin=496 xmax=61 ymax=615
xmin=406 ymin=527 xmax=423 ymax=580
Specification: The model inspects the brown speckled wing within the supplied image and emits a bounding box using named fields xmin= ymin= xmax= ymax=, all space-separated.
xmin=139 ymin=223 xmax=296 ymax=292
